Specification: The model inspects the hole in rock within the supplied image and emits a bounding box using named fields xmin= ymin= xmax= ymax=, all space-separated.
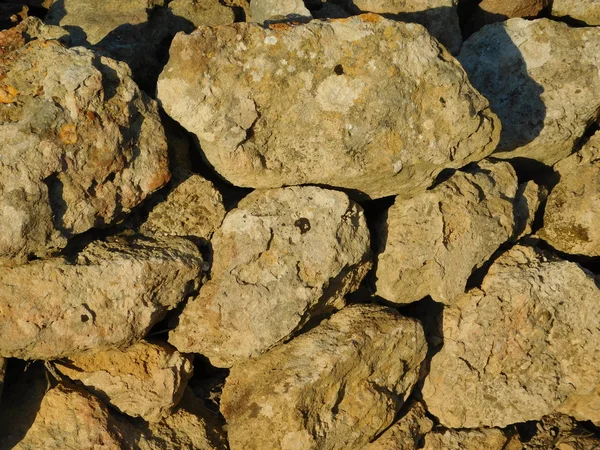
xmin=334 ymin=64 xmax=344 ymax=75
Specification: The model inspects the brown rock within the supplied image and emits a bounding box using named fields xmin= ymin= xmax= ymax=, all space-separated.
xmin=364 ymin=402 xmax=433 ymax=450
xmin=221 ymin=305 xmax=427 ymax=450
xmin=467 ymin=0 xmax=550 ymax=32
xmin=553 ymin=0 xmax=600 ymax=26
xmin=422 ymin=428 xmax=512 ymax=450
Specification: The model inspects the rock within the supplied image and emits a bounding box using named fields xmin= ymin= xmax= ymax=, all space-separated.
xmin=349 ymin=0 xmax=462 ymax=54
xmin=539 ymin=132 xmax=600 ymax=257
xmin=0 ymin=38 xmax=169 ymax=266
xmin=0 ymin=4 xmax=28 ymax=30
xmin=13 ymin=384 xmax=124 ymax=450
xmin=169 ymin=186 xmax=371 ymax=367
xmin=168 ymin=0 xmax=236 ymax=28
xmin=0 ymin=357 xmax=6 ymax=401
xmin=422 ymin=428 xmax=513 ymax=450
xmin=56 ymin=341 xmax=194 ymax=422
xmin=514 ymin=180 xmax=546 ymax=240
xmin=157 ymin=15 xmax=500 ymax=200
xmin=0 ymin=236 xmax=202 ymax=360
xmin=140 ymin=173 xmax=226 ymax=242
xmin=458 ymin=19 xmax=600 ymax=166
xmin=250 ymin=0 xmax=312 ymax=22
xmin=375 ymin=161 xmax=521 ymax=305
xmin=466 ymin=0 xmax=550 ymax=33
xmin=364 ymin=402 xmax=433 ymax=450
xmin=422 ymin=245 xmax=600 ymax=428
xmin=523 ymin=414 xmax=600 ymax=450
xmin=553 ymin=0 xmax=600 ymax=26
xmin=221 ymin=305 xmax=427 ymax=450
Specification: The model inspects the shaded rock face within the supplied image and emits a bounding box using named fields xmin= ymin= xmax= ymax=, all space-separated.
xmin=0 ymin=236 xmax=202 ymax=360
xmin=250 ymin=0 xmax=312 ymax=22
xmin=553 ymin=0 xmax=600 ymax=25
xmin=422 ymin=428 xmax=513 ymax=450
xmin=0 ymin=36 xmax=169 ymax=266
xmin=459 ymin=18 xmax=600 ymax=166
xmin=348 ymin=0 xmax=462 ymax=54
xmin=169 ymin=186 xmax=371 ymax=367
xmin=376 ymin=161 xmax=522 ymax=305
xmin=56 ymin=341 xmax=194 ymax=422
xmin=158 ymin=15 xmax=499 ymax=199
xmin=465 ymin=0 xmax=550 ymax=33
xmin=540 ymin=131 xmax=600 ymax=257
xmin=423 ymin=245 xmax=600 ymax=428
xmin=220 ymin=305 xmax=427 ymax=450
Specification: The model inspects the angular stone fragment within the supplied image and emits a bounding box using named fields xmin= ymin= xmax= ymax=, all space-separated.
xmin=422 ymin=245 xmax=600 ymax=428
xmin=466 ymin=0 xmax=549 ymax=33
xmin=0 ymin=38 xmax=169 ymax=265
xmin=553 ymin=0 xmax=600 ymax=25
xmin=0 ymin=236 xmax=202 ymax=360
xmin=168 ymin=0 xmax=236 ymax=28
xmin=364 ymin=402 xmax=433 ymax=450
xmin=376 ymin=161 xmax=521 ymax=305
xmin=524 ymin=414 xmax=600 ymax=450
xmin=422 ymin=428 xmax=513 ymax=450
xmin=539 ymin=132 xmax=600 ymax=257
xmin=169 ymin=186 xmax=371 ymax=367
xmin=140 ymin=174 xmax=225 ymax=241
xmin=56 ymin=341 xmax=194 ymax=422
xmin=221 ymin=305 xmax=427 ymax=450
xmin=514 ymin=180 xmax=546 ymax=240
xmin=459 ymin=19 xmax=600 ymax=165
xmin=250 ymin=0 xmax=312 ymax=22
xmin=158 ymin=15 xmax=499 ymax=199
xmin=349 ymin=0 xmax=462 ymax=54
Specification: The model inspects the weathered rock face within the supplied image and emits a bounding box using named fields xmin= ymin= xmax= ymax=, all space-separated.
xmin=539 ymin=132 xmax=600 ymax=257
xmin=250 ymin=0 xmax=312 ymax=22
xmin=466 ymin=0 xmax=550 ymax=33
xmin=376 ymin=161 xmax=521 ymax=305
xmin=168 ymin=0 xmax=236 ymax=28
xmin=0 ymin=236 xmax=202 ymax=360
xmin=514 ymin=180 xmax=546 ymax=240
xmin=140 ymin=174 xmax=226 ymax=241
xmin=158 ymin=15 xmax=499 ymax=199
xmin=56 ymin=341 xmax=194 ymax=422
xmin=169 ymin=186 xmax=371 ymax=367
xmin=553 ymin=0 xmax=600 ymax=25
xmin=348 ymin=0 xmax=462 ymax=54
xmin=364 ymin=402 xmax=433 ymax=450
xmin=422 ymin=245 xmax=600 ymax=428
xmin=0 ymin=37 xmax=169 ymax=266
xmin=221 ymin=305 xmax=427 ymax=450
xmin=524 ymin=414 xmax=600 ymax=450
xmin=422 ymin=428 xmax=513 ymax=450
xmin=459 ymin=19 xmax=600 ymax=166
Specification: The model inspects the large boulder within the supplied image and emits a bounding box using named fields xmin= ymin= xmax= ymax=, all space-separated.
xmin=422 ymin=245 xmax=600 ymax=428
xmin=169 ymin=186 xmax=371 ymax=367
xmin=0 ymin=36 xmax=169 ymax=266
xmin=0 ymin=236 xmax=202 ymax=360
xmin=553 ymin=0 xmax=600 ymax=26
xmin=221 ymin=305 xmax=427 ymax=450
xmin=158 ymin=15 xmax=499 ymax=199
xmin=459 ymin=19 xmax=600 ymax=165
xmin=539 ymin=131 xmax=600 ymax=257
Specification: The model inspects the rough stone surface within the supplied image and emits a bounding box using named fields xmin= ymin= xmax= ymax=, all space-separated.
xmin=140 ymin=173 xmax=226 ymax=241
xmin=466 ymin=0 xmax=550 ymax=33
xmin=514 ymin=180 xmax=546 ymax=240
xmin=539 ymin=132 xmax=600 ymax=257
xmin=169 ymin=186 xmax=371 ymax=367
xmin=0 ymin=37 xmax=169 ymax=265
xmin=523 ymin=414 xmax=600 ymax=450
xmin=169 ymin=0 xmax=236 ymax=28
xmin=0 ymin=236 xmax=202 ymax=360
xmin=250 ymin=0 xmax=312 ymax=22
xmin=56 ymin=341 xmax=194 ymax=422
xmin=349 ymin=0 xmax=462 ymax=54
xmin=221 ymin=305 xmax=427 ymax=450
xmin=553 ymin=0 xmax=600 ymax=25
xmin=158 ymin=15 xmax=499 ymax=199
xmin=376 ymin=161 xmax=521 ymax=305
xmin=364 ymin=402 xmax=433 ymax=450
xmin=459 ymin=19 xmax=600 ymax=166
xmin=422 ymin=428 xmax=512 ymax=450
xmin=422 ymin=245 xmax=600 ymax=428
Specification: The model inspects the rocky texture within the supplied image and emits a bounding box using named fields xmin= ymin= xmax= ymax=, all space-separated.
xmin=523 ymin=414 xmax=600 ymax=450
xmin=158 ymin=15 xmax=499 ymax=199
xmin=0 ymin=36 xmax=169 ymax=265
xmin=56 ymin=341 xmax=194 ymax=422
xmin=539 ymin=132 xmax=600 ymax=257
xmin=514 ymin=180 xmax=546 ymax=239
xmin=250 ymin=0 xmax=312 ymax=22
xmin=422 ymin=245 xmax=600 ymax=428
xmin=0 ymin=17 xmax=69 ymax=54
xmin=140 ymin=174 xmax=225 ymax=241
xmin=422 ymin=428 xmax=513 ymax=450
xmin=169 ymin=186 xmax=371 ymax=367
xmin=0 ymin=236 xmax=202 ymax=360
xmin=459 ymin=19 xmax=600 ymax=166
xmin=375 ymin=161 xmax=522 ymax=305
xmin=0 ymin=3 xmax=29 ymax=30
xmin=466 ymin=0 xmax=550 ymax=33
xmin=221 ymin=305 xmax=427 ymax=450
xmin=553 ymin=0 xmax=600 ymax=25
xmin=348 ymin=0 xmax=462 ymax=54
xmin=364 ymin=402 xmax=433 ymax=450
xmin=168 ymin=0 xmax=236 ymax=28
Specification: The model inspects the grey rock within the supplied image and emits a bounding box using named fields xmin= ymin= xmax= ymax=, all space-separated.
xmin=250 ymin=0 xmax=312 ymax=22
